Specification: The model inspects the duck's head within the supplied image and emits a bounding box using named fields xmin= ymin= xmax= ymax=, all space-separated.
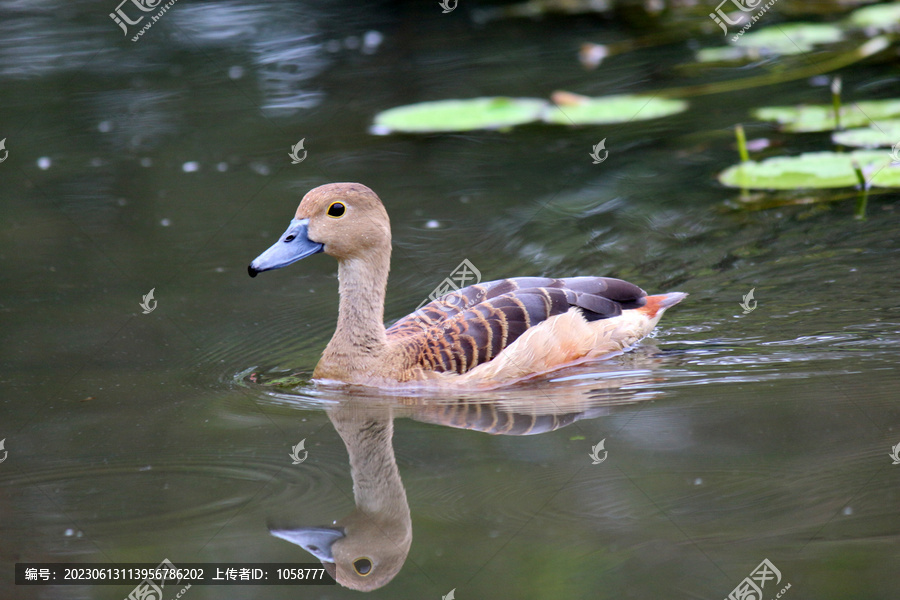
xmin=248 ymin=182 xmax=391 ymax=277
xmin=270 ymin=510 xmax=411 ymax=591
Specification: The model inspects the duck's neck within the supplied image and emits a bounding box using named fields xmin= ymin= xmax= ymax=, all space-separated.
xmin=317 ymin=249 xmax=390 ymax=378
xmin=332 ymin=408 xmax=408 ymax=519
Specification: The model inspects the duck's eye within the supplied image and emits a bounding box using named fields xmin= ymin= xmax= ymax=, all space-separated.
xmin=327 ymin=202 xmax=346 ymax=218
xmin=284 ymin=234 xmax=296 ymax=242
xmin=352 ymin=558 xmax=372 ymax=576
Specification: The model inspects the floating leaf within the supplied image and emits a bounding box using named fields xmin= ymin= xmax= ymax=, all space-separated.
xmin=718 ymin=150 xmax=900 ymax=189
xmin=371 ymin=97 xmax=548 ymax=134
xmin=697 ymin=23 xmax=844 ymax=63
xmin=848 ymin=1 xmax=900 ymax=32
xmin=832 ymin=120 xmax=900 ymax=148
xmin=542 ymin=91 xmax=688 ymax=125
xmin=753 ymin=99 xmax=900 ymax=132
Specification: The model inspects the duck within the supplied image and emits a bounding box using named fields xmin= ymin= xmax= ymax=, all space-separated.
xmin=248 ymin=183 xmax=685 ymax=389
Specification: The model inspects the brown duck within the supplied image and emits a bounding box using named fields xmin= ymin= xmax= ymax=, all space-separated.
xmin=248 ymin=183 xmax=686 ymax=389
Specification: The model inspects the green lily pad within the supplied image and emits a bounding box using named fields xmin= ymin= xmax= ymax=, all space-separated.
xmin=753 ymin=99 xmax=900 ymax=132
xmin=832 ymin=119 xmax=900 ymax=148
xmin=371 ymin=97 xmax=548 ymax=134
xmin=719 ymin=150 xmax=900 ymax=189
xmin=848 ymin=1 xmax=900 ymax=32
xmin=697 ymin=23 xmax=844 ymax=62
xmin=542 ymin=91 xmax=688 ymax=125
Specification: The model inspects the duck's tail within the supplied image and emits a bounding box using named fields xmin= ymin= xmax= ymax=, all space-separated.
xmin=637 ymin=292 xmax=688 ymax=319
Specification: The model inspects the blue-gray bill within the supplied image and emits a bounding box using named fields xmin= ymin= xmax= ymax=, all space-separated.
xmin=248 ymin=218 xmax=323 ymax=277
xmin=270 ymin=526 xmax=346 ymax=562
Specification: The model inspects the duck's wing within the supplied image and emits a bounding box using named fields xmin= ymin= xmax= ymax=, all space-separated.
xmin=386 ymin=277 xmax=647 ymax=374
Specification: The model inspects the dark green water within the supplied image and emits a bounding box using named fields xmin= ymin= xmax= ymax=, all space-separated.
xmin=2 ymin=1 xmax=899 ymax=598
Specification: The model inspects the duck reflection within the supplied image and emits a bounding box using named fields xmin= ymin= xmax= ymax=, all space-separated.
xmin=271 ymin=401 xmax=411 ymax=591
xmin=267 ymin=369 xmax=656 ymax=591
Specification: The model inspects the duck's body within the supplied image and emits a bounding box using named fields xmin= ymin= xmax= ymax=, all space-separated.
xmin=249 ymin=183 xmax=685 ymax=390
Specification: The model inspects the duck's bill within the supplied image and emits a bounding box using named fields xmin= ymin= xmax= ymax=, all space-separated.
xmin=270 ymin=526 xmax=345 ymax=562
xmin=248 ymin=218 xmax=324 ymax=277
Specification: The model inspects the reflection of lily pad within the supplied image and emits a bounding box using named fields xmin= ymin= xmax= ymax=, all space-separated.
xmin=697 ymin=23 xmax=844 ymax=62
xmin=848 ymin=1 xmax=900 ymax=32
xmin=542 ymin=91 xmax=688 ymax=125
xmin=832 ymin=120 xmax=900 ymax=148
xmin=371 ymin=97 xmax=548 ymax=134
xmin=719 ymin=151 xmax=900 ymax=189
xmin=753 ymin=100 xmax=900 ymax=132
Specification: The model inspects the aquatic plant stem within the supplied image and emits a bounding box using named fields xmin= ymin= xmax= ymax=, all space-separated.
xmin=831 ymin=76 xmax=843 ymax=131
xmin=851 ymin=160 xmax=869 ymax=220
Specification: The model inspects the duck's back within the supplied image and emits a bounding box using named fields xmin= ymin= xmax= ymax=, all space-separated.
xmin=386 ymin=276 xmax=648 ymax=376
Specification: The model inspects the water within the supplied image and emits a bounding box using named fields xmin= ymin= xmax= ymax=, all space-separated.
xmin=2 ymin=0 xmax=899 ymax=598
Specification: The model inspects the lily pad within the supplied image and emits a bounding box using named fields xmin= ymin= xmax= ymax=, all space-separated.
xmin=848 ymin=1 xmax=900 ymax=32
xmin=697 ymin=23 xmax=844 ymax=63
xmin=371 ymin=97 xmax=548 ymax=134
xmin=719 ymin=150 xmax=900 ymax=189
xmin=832 ymin=120 xmax=900 ymax=148
xmin=542 ymin=91 xmax=688 ymax=125
xmin=753 ymin=99 xmax=900 ymax=132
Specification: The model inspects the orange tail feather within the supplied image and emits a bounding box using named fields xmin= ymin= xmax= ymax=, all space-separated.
xmin=636 ymin=292 xmax=688 ymax=318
